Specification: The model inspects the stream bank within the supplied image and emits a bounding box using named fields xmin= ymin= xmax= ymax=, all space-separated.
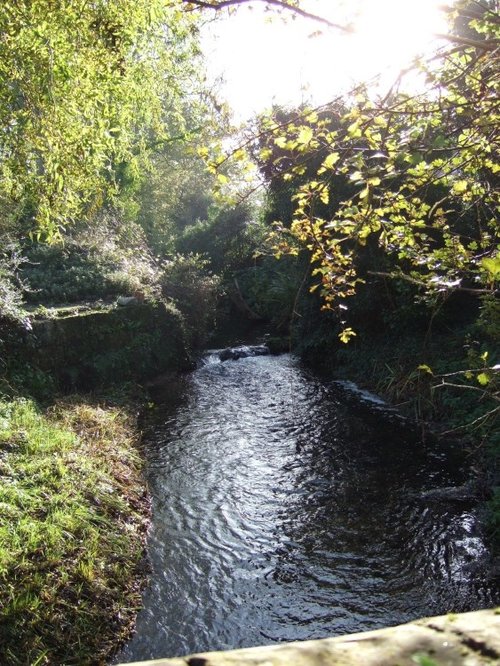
xmin=0 ymin=300 xmax=193 ymax=664
xmin=0 ymin=395 xmax=150 ymax=665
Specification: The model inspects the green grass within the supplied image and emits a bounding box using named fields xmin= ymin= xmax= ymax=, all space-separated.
xmin=0 ymin=398 xmax=150 ymax=665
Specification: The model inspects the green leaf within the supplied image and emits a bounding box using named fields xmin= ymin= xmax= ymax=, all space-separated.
xmin=481 ymin=256 xmax=500 ymax=279
xmin=412 ymin=654 xmax=439 ymax=666
xmin=347 ymin=121 xmax=362 ymax=138
xmin=297 ymin=127 xmax=313 ymax=145
xmin=452 ymin=180 xmax=468 ymax=194
xmin=322 ymin=152 xmax=340 ymax=170
xmin=417 ymin=364 xmax=433 ymax=375
xmin=477 ymin=372 xmax=490 ymax=386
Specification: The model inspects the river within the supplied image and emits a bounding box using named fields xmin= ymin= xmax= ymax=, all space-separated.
xmin=117 ymin=351 xmax=498 ymax=662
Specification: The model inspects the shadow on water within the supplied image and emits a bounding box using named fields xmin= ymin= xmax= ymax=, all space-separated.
xmin=116 ymin=353 xmax=499 ymax=662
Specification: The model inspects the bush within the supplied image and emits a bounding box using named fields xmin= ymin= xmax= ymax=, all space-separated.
xmin=160 ymin=253 xmax=220 ymax=348
xmin=174 ymin=203 xmax=265 ymax=276
xmin=235 ymin=255 xmax=305 ymax=330
xmin=0 ymin=242 xmax=29 ymax=328
xmin=21 ymin=212 xmax=161 ymax=304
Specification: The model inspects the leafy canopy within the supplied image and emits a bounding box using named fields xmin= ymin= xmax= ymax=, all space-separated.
xmin=253 ymin=0 xmax=499 ymax=334
xmin=0 ymin=0 xmax=201 ymax=239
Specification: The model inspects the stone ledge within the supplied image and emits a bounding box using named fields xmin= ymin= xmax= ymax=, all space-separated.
xmin=119 ymin=608 xmax=500 ymax=666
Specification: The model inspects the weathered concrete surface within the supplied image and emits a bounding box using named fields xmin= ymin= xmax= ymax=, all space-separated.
xmin=119 ymin=608 xmax=500 ymax=666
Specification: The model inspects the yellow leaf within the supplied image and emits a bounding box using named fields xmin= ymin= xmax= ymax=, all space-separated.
xmin=233 ymin=148 xmax=246 ymax=161
xmin=339 ymin=327 xmax=357 ymax=344
xmin=452 ymin=180 xmax=468 ymax=194
xmin=320 ymin=189 xmax=329 ymax=205
xmin=477 ymin=372 xmax=490 ymax=386
xmin=322 ymin=152 xmax=340 ymax=170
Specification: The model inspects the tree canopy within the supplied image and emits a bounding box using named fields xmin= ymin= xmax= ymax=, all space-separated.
xmin=253 ymin=1 xmax=499 ymax=345
xmin=0 ymin=0 xmax=203 ymax=239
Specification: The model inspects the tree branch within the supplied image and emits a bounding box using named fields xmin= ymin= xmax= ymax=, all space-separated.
xmin=435 ymin=33 xmax=500 ymax=50
xmin=434 ymin=381 xmax=500 ymax=401
xmin=181 ymin=0 xmax=352 ymax=32
xmin=440 ymin=405 xmax=500 ymax=434
xmin=367 ymin=271 xmax=498 ymax=296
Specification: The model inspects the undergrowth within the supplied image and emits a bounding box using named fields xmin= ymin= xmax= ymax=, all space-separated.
xmin=0 ymin=398 xmax=149 ymax=665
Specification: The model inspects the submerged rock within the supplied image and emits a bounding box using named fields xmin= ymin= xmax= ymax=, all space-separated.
xmin=411 ymin=481 xmax=479 ymax=504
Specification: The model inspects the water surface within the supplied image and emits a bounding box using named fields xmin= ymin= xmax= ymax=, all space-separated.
xmin=118 ymin=353 xmax=497 ymax=661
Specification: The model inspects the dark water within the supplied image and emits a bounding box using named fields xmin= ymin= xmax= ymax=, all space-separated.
xmin=117 ymin=353 xmax=498 ymax=662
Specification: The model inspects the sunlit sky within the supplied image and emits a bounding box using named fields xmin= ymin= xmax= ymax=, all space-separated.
xmin=202 ymin=0 xmax=450 ymax=120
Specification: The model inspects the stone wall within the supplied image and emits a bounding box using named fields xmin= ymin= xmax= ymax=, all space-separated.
xmin=119 ymin=608 xmax=500 ymax=666
xmin=8 ymin=301 xmax=192 ymax=392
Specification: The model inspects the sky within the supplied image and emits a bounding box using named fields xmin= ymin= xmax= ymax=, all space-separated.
xmin=201 ymin=0 xmax=450 ymax=120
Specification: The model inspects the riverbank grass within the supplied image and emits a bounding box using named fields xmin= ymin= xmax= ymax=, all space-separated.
xmin=0 ymin=398 xmax=149 ymax=664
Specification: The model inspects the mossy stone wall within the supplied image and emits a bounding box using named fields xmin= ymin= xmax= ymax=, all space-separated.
xmin=21 ymin=302 xmax=192 ymax=391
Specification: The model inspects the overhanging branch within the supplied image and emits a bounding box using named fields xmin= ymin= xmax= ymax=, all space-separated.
xmin=367 ymin=271 xmax=498 ymax=296
xmin=181 ymin=0 xmax=352 ymax=32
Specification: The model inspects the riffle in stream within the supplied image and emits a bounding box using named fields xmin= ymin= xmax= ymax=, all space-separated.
xmin=117 ymin=352 xmax=498 ymax=662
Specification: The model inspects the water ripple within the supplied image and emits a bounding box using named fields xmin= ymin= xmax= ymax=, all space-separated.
xmin=117 ymin=353 xmax=498 ymax=663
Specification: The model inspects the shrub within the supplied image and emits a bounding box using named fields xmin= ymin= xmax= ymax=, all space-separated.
xmin=235 ymin=255 xmax=305 ymax=330
xmin=21 ymin=212 xmax=161 ymax=304
xmin=160 ymin=253 xmax=220 ymax=348
xmin=0 ymin=242 xmax=30 ymax=331
xmin=174 ymin=203 xmax=265 ymax=276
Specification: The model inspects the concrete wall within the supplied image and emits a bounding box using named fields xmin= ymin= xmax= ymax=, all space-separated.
xmin=119 ymin=608 xmax=500 ymax=666
xmin=7 ymin=301 xmax=192 ymax=393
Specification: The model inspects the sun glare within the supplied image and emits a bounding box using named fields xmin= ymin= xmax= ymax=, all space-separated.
xmin=325 ymin=0 xmax=449 ymax=82
xmin=202 ymin=0 xmax=450 ymax=119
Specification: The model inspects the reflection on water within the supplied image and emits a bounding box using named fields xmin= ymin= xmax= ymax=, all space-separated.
xmin=117 ymin=353 xmax=498 ymax=662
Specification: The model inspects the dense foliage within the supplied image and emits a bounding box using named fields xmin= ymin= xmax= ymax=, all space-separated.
xmin=260 ymin=2 xmax=499 ymax=330
xmin=251 ymin=1 xmax=499 ymax=421
xmin=0 ymin=0 xmax=202 ymax=239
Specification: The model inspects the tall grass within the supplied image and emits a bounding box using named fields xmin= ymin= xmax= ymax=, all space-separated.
xmin=0 ymin=398 xmax=149 ymax=665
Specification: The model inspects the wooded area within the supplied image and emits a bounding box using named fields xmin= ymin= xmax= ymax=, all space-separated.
xmin=0 ymin=1 xmax=498 ymax=663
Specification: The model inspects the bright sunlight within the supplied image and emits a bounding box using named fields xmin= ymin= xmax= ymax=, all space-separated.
xmin=203 ymin=0 xmax=450 ymax=119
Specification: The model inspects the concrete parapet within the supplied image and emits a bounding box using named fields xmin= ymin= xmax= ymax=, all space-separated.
xmin=119 ymin=608 xmax=500 ymax=666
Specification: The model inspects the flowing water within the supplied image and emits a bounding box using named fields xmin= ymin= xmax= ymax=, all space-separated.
xmin=118 ymin=352 xmax=498 ymax=662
